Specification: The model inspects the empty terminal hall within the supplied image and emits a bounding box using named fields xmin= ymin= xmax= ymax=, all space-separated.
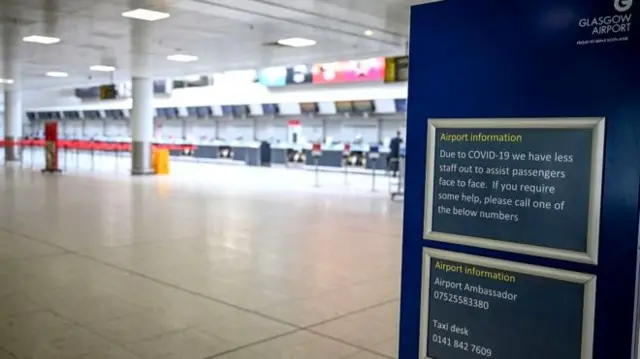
xmin=1 ymin=0 xmax=639 ymax=359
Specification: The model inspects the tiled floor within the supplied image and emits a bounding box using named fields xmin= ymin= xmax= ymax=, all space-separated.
xmin=0 ymin=158 xmax=402 ymax=359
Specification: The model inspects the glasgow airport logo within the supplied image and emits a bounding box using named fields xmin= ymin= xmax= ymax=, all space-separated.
xmin=615 ymin=0 xmax=633 ymax=12
xmin=576 ymin=0 xmax=633 ymax=44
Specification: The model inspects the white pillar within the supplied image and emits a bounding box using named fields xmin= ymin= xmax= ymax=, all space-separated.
xmin=3 ymin=20 xmax=22 ymax=162
xmin=131 ymin=77 xmax=154 ymax=174
xmin=130 ymin=20 xmax=154 ymax=175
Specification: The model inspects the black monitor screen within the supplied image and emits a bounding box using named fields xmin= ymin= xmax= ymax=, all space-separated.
xmin=153 ymin=80 xmax=168 ymax=94
xmin=75 ymin=87 xmax=100 ymax=99
xmin=221 ymin=105 xmax=233 ymax=117
xmin=232 ymin=105 xmax=248 ymax=117
xmin=352 ymin=100 xmax=375 ymax=113
xmin=105 ymin=110 xmax=124 ymax=119
xmin=395 ymin=99 xmax=408 ymax=112
xmin=186 ymin=107 xmax=198 ymax=117
xmin=83 ymin=110 xmax=101 ymax=119
xmin=196 ymin=106 xmax=212 ymax=118
xmin=63 ymin=111 xmax=80 ymax=119
xmin=166 ymin=108 xmax=179 ymax=118
xmin=300 ymin=102 xmax=318 ymax=114
xmin=262 ymin=104 xmax=279 ymax=115
xmin=335 ymin=101 xmax=354 ymax=113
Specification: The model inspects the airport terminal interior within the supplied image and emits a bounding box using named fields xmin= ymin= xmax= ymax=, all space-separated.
xmin=0 ymin=0 xmax=417 ymax=358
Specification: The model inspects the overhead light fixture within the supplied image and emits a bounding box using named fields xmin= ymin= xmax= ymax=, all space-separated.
xmin=122 ymin=8 xmax=170 ymax=21
xmin=364 ymin=29 xmax=374 ymax=36
xmin=276 ymin=37 xmax=316 ymax=48
xmin=167 ymin=54 xmax=198 ymax=62
xmin=0 ymin=78 xmax=14 ymax=84
xmin=23 ymin=35 xmax=61 ymax=44
xmin=90 ymin=65 xmax=116 ymax=72
xmin=46 ymin=71 xmax=69 ymax=78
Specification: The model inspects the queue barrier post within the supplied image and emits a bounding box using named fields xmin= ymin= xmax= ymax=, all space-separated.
xmin=368 ymin=146 xmax=380 ymax=192
xmin=91 ymin=142 xmax=96 ymax=170
xmin=41 ymin=122 xmax=61 ymax=174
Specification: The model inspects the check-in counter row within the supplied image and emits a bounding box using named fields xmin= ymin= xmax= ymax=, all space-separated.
xmin=21 ymin=137 xmax=392 ymax=171
xmin=169 ymin=144 xmax=391 ymax=171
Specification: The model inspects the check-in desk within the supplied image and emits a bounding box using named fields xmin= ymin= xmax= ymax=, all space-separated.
xmin=181 ymin=141 xmax=261 ymax=166
xmin=230 ymin=143 xmax=260 ymax=166
xmin=337 ymin=144 xmax=391 ymax=173
xmin=271 ymin=147 xmax=288 ymax=165
xmin=304 ymin=148 xmax=343 ymax=167
xmin=268 ymin=142 xmax=390 ymax=173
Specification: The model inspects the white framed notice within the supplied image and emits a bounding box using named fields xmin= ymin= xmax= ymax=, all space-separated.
xmin=423 ymin=117 xmax=605 ymax=264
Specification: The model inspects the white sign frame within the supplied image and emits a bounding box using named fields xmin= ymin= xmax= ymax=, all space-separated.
xmin=419 ymin=248 xmax=596 ymax=359
xmin=423 ymin=117 xmax=605 ymax=264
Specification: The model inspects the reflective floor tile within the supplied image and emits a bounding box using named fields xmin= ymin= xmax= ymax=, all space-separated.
xmin=88 ymin=311 xmax=189 ymax=345
xmin=370 ymin=337 xmax=399 ymax=358
xmin=45 ymin=293 xmax=147 ymax=325
xmin=311 ymin=302 xmax=399 ymax=348
xmin=343 ymin=351 xmax=389 ymax=359
xmin=0 ymin=294 xmax=41 ymax=317
xmin=0 ymin=163 xmax=403 ymax=358
xmin=0 ymin=232 xmax=63 ymax=261
xmin=125 ymin=329 xmax=236 ymax=359
xmin=0 ymin=310 xmax=73 ymax=346
xmin=244 ymin=331 xmax=360 ymax=359
xmin=194 ymin=309 xmax=295 ymax=347
xmin=3 ymin=325 xmax=114 ymax=359
xmin=75 ymin=346 xmax=141 ymax=359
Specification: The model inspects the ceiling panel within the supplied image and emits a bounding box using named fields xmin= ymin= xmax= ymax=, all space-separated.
xmin=0 ymin=0 xmax=416 ymax=90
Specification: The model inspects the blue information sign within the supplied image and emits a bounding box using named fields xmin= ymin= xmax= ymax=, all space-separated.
xmin=399 ymin=1 xmax=640 ymax=359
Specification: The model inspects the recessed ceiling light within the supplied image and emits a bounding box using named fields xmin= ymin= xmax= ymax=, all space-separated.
xmin=276 ymin=37 xmax=316 ymax=47
xmin=0 ymin=78 xmax=14 ymax=84
xmin=167 ymin=54 xmax=198 ymax=62
xmin=46 ymin=71 xmax=69 ymax=78
xmin=122 ymin=8 xmax=170 ymax=21
xmin=90 ymin=65 xmax=116 ymax=72
xmin=364 ymin=29 xmax=374 ymax=36
xmin=23 ymin=35 xmax=60 ymax=44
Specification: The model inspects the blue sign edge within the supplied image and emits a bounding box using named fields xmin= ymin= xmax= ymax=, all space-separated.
xmin=398 ymin=1 xmax=640 ymax=359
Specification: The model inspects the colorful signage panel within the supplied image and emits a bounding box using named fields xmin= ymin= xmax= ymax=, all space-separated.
xmin=286 ymin=64 xmax=313 ymax=85
xmin=385 ymin=56 xmax=409 ymax=83
xmin=258 ymin=65 xmax=313 ymax=87
xmin=258 ymin=67 xmax=287 ymax=87
xmin=311 ymin=57 xmax=385 ymax=84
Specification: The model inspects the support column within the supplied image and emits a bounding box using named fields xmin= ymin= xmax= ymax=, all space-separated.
xmin=130 ymin=20 xmax=154 ymax=175
xmin=3 ymin=20 xmax=23 ymax=162
xmin=131 ymin=77 xmax=153 ymax=174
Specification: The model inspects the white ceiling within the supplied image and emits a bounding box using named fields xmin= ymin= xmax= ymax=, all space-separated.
xmin=0 ymin=0 xmax=423 ymax=90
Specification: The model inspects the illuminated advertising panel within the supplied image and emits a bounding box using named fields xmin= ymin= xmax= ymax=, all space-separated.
xmin=286 ymin=64 xmax=313 ymax=85
xmin=343 ymin=57 xmax=385 ymax=82
xmin=311 ymin=57 xmax=385 ymax=84
xmin=258 ymin=67 xmax=287 ymax=87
